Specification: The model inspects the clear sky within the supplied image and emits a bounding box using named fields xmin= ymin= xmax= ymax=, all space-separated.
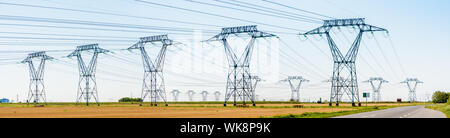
xmin=0 ymin=0 xmax=449 ymax=102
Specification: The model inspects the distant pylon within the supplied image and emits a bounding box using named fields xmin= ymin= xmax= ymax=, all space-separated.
xmin=401 ymin=78 xmax=423 ymax=102
xmin=281 ymin=76 xmax=309 ymax=102
xmin=170 ymin=90 xmax=181 ymax=101
xmin=128 ymin=35 xmax=174 ymax=106
xmin=205 ymin=25 xmax=277 ymax=107
xmin=22 ymin=51 xmax=53 ymax=105
xmin=214 ymin=91 xmax=221 ymax=101
xmin=68 ymin=44 xmax=109 ymax=106
xmin=200 ymin=91 xmax=209 ymax=101
xmin=363 ymin=77 xmax=388 ymax=102
xmin=187 ymin=90 xmax=195 ymax=101
xmin=302 ymin=18 xmax=388 ymax=107
xmin=249 ymin=75 xmax=263 ymax=103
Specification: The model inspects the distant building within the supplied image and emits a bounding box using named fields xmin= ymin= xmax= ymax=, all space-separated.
xmin=0 ymin=98 xmax=10 ymax=103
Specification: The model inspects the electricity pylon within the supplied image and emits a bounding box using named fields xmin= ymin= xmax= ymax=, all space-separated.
xmin=187 ymin=90 xmax=195 ymax=101
xmin=214 ymin=91 xmax=221 ymax=101
xmin=401 ymin=78 xmax=423 ymax=102
xmin=363 ymin=77 xmax=388 ymax=102
xmin=128 ymin=35 xmax=173 ymax=106
xmin=240 ymin=75 xmax=263 ymax=105
xmin=200 ymin=91 xmax=208 ymax=101
xmin=281 ymin=76 xmax=309 ymax=102
xmin=205 ymin=25 xmax=277 ymax=107
xmin=170 ymin=89 xmax=180 ymax=101
xmin=68 ymin=44 xmax=109 ymax=106
xmin=362 ymin=77 xmax=388 ymax=102
xmin=301 ymin=18 xmax=388 ymax=106
xmin=22 ymin=51 xmax=53 ymax=105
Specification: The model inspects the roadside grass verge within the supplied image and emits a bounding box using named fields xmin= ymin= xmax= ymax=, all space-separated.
xmin=425 ymin=104 xmax=450 ymax=118
xmin=268 ymin=105 xmax=410 ymax=118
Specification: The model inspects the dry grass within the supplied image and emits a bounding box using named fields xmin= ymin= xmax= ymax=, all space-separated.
xmin=0 ymin=106 xmax=354 ymax=118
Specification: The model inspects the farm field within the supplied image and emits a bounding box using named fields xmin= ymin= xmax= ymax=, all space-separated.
xmin=0 ymin=102 xmax=423 ymax=118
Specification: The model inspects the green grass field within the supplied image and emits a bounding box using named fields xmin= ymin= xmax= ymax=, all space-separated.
xmin=425 ymin=104 xmax=450 ymax=118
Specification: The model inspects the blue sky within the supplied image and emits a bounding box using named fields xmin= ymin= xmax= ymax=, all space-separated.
xmin=0 ymin=0 xmax=449 ymax=102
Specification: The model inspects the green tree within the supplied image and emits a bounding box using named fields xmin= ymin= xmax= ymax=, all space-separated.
xmin=432 ymin=91 xmax=449 ymax=103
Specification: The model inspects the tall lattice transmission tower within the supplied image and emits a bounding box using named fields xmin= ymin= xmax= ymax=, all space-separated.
xmin=363 ymin=77 xmax=388 ymax=102
xmin=68 ymin=44 xmax=109 ymax=106
xmin=214 ymin=91 xmax=221 ymax=101
xmin=281 ymin=76 xmax=309 ymax=102
xmin=171 ymin=89 xmax=181 ymax=102
xmin=128 ymin=34 xmax=173 ymax=106
xmin=187 ymin=90 xmax=195 ymax=101
xmin=401 ymin=78 xmax=423 ymax=102
xmin=200 ymin=91 xmax=209 ymax=101
xmin=22 ymin=51 xmax=53 ymax=105
xmin=301 ymin=18 xmax=388 ymax=106
xmin=205 ymin=25 xmax=277 ymax=106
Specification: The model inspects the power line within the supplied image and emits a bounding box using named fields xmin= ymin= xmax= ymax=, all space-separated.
xmin=261 ymin=0 xmax=336 ymax=19
xmin=198 ymin=0 xmax=322 ymax=23
xmin=134 ymin=0 xmax=303 ymax=32
xmin=0 ymin=15 xmax=218 ymax=33
xmin=387 ymin=36 xmax=408 ymax=77
xmin=0 ymin=23 xmax=209 ymax=36
xmin=372 ymin=35 xmax=401 ymax=81
xmin=0 ymin=1 xmax=223 ymax=28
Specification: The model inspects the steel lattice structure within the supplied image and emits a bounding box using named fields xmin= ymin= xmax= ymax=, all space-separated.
xmin=187 ymin=90 xmax=195 ymax=101
xmin=281 ymin=76 xmax=309 ymax=102
xmin=401 ymin=78 xmax=423 ymax=102
xmin=214 ymin=91 xmax=221 ymax=101
xmin=170 ymin=89 xmax=181 ymax=101
xmin=68 ymin=44 xmax=109 ymax=106
xmin=21 ymin=51 xmax=53 ymax=105
xmin=363 ymin=77 xmax=388 ymax=102
xmin=301 ymin=18 xmax=388 ymax=106
xmin=128 ymin=34 xmax=173 ymax=106
xmin=205 ymin=25 xmax=277 ymax=106
xmin=200 ymin=91 xmax=209 ymax=101
xmin=249 ymin=75 xmax=262 ymax=105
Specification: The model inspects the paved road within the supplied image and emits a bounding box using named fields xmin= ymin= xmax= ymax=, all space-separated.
xmin=334 ymin=105 xmax=446 ymax=118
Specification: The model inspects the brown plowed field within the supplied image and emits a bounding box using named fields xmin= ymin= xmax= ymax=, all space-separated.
xmin=0 ymin=106 xmax=354 ymax=118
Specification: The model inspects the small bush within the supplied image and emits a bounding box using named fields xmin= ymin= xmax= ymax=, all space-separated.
xmin=432 ymin=91 xmax=449 ymax=103
xmin=118 ymin=97 xmax=143 ymax=102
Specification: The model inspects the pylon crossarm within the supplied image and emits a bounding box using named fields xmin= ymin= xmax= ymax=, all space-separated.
xmin=300 ymin=26 xmax=331 ymax=36
xmin=301 ymin=18 xmax=387 ymax=36
xmin=205 ymin=25 xmax=277 ymax=42
xmin=358 ymin=24 xmax=388 ymax=33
